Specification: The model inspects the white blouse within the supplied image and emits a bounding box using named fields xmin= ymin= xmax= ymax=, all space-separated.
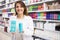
xmin=8 ymin=15 xmax=34 ymax=36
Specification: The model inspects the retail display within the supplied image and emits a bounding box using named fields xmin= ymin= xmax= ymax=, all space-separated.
xmin=46 ymin=2 xmax=60 ymax=10
xmin=0 ymin=0 xmax=60 ymax=40
xmin=29 ymin=12 xmax=60 ymax=20
xmin=28 ymin=4 xmax=44 ymax=11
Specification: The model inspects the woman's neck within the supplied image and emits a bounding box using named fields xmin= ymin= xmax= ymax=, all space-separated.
xmin=17 ymin=14 xmax=24 ymax=19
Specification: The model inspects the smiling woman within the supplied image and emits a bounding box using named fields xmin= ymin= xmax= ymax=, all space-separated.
xmin=8 ymin=1 xmax=34 ymax=40
xmin=15 ymin=1 xmax=28 ymax=16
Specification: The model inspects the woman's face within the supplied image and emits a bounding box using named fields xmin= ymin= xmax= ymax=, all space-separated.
xmin=16 ymin=3 xmax=24 ymax=15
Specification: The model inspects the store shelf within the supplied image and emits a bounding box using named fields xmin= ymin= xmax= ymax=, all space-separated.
xmin=7 ymin=7 xmax=14 ymax=9
xmin=0 ymin=1 xmax=15 ymax=6
xmin=0 ymin=0 xmax=4 ymax=2
xmin=33 ymin=19 xmax=45 ymax=21
xmin=2 ymin=12 xmax=15 ymax=13
xmin=26 ymin=1 xmax=44 ymax=6
xmin=6 ymin=0 xmax=20 ymax=4
xmin=33 ymin=19 xmax=60 ymax=23
xmin=6 ymin=1 xmax=15 ymax=5
xmin=1 ymin=7 xmax=14 ymax=10
xmin=2 ymin=17 xmax=9 ymax=18
xmin=34 ymin=29 xmax=60 ymax=40
xmin=45 ymin=9 xmax=60 ymax=12
xmin=28 ymin=10 xmax=44 ymax=13
xmin=28 ymin=9 xmax=60 ymax=13
xmin=0 ymin=4 xmax=6 ymax=6
xmin=7 ymin=12 xmax=15 ymax=13
xmin=26 ymin=0 xmax=55 ymax=6
xmin=34 ymin=27 xmax=44 ymax=30
xmin=44 ymin=0 xmax=56 ymax=3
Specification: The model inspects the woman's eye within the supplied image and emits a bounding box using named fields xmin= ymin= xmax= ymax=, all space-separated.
xmin=16 ymin=6 xmax=19 ymax=8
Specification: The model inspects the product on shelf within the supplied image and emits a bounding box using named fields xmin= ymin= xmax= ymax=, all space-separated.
xmin=2 ymin=13 xmax=8 ymax=18
xmin=28 ymin=4 xmax=44 ymax=11
xmin=29 ymin=12 xmax=60 ymax=20
xmin=44 ymin=22 xmax=56 ymax=31
xmin=32 ymin=5 xmax=38 ymax=11
xmin=37 ymin=12 xmax=40 ymax=19
xmin=54 ymin=13 xmax=58 ymax=20
xmin=50 ymin=13 xmax=54 ymax=20
xmin=12 ymin=3 xmax=15 ymax=7
xmin=25 ymin=0 xmax=43 ymax=4
xmin=43 ymin=12 xmax=46 ymax=20
xmin=0 ymin=10 xmax=2 ymax=14
xmin=29 ymin=6 xmax=33 ymax=11
xmin=8 ymin=13 xmax=13 ymax=17
xmin=2 ymin=9 xmax=7 ymax=13
xmin=48 ymin=3 xmax=55 ymax=10
xmin=58 ymin=14 xmax=60 ymax=20
xmin=1 ymin=0 xmax=6 ymax=4
xmin=40 ymin=12 xmax=44 ymax=20
xmin=11 ymin=8 xmax=15 ymax=13
xmin=0 ymin=0 xmax=4 ymax=2
xmin=6 ymin=9 xmax=10 ymax=12
xmin=29 ymin=12 xmax=37 ymax=19
xmin=8 ymin=3 xmax=13 ymax=8
xmin=4 ymin=27 xmax=7 ymax=32
xmin=34 ymin=21 xmax=44 ymax=30
xmin=33 ymin=13 xmax=38 ymax=19
xmin=38 ymin=4 xmax=44 ymax=10
xmin=55 ymin=2 xmax=60 ymax=9
xmin=33 ymin=22 xmax=37 ymax=27
xmin=0 ymin=5 xmax=6 ymax=9
xmin=0 ymin=16 xmax=3 ymax=21
xmin=0 ymin=16 xmax=4 ymax=27
xmin=46 ymin=2 xmax=60 ymax=10
xmin=25 ymin=0 xmax=30 ymax=4
xmin=6 ymin=0 xmax=9 ymax=3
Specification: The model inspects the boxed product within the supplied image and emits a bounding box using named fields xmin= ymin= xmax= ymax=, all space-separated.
xmin=44 ymin=22 xmax=56 ymax=31
xmin=48 ymin=3 xmax=55 ymax=10
xmin=55 ymin=2 xmax=60 ymax=9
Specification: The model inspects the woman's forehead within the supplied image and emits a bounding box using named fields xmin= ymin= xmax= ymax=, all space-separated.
xmin=16 ymin=3 xmax=21 ymax=6
xmin=16 ymin=3 xmax=24 ymax=7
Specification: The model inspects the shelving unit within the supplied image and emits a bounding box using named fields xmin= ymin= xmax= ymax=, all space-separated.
xmin=28 ymin=9 xmax=60 ymax=13
xmin=25 ymin=0 xmax=60 ymax=21
xmin=33 ymin=19 xmax=60 ymax=23
xmin=22 ymin=0 xmax=60 ymax=40
xmin=26 ymin=0 xmax=55 ymax=6
xmin=0 ymin=0 xmax=60 ymax=40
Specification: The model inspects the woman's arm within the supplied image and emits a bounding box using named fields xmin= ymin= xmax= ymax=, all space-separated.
xmin=27 ymin=16 xmax=34 ymax=36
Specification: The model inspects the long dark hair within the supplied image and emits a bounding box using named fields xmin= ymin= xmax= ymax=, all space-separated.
xmin=15 ymin=1 xmax=28 ymax=16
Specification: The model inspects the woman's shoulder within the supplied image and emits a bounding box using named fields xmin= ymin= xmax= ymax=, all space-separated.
xmin=24 ymin=15 xmax=33 ymax=20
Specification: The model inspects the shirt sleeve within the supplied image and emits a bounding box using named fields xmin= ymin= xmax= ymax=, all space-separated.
xmin=27 ymin=16 xmax=34 ymax=36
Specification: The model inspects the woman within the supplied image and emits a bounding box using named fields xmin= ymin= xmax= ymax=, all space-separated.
xmin=8 ymin=1 xmax=34 ymax=40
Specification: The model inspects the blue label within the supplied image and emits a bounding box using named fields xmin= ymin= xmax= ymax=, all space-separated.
xmin=19 ymin=23 xmax=23 ymax=32
xmin=10 ymin=20 xmax=16 ymax=32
